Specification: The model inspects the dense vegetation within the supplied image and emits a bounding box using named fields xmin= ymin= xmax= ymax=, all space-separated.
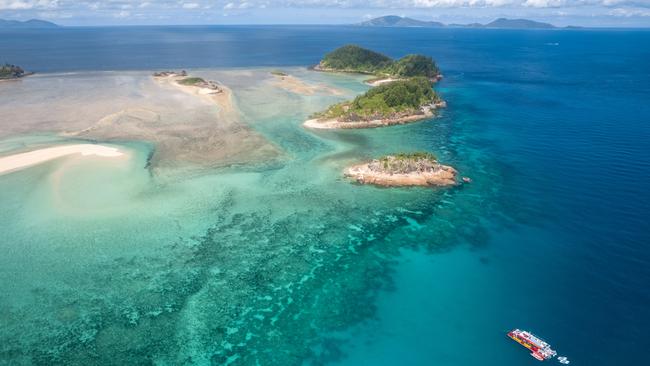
xmin=319 ymin=45 xmax=393 ymax=74
xmin=0 ymin=64 xmax=25 ymax=79
xmin=386 ymin=54 xmax=439 ymax=78
xmin=318 ymin=45 xmax=440 ymax=78
xmin=369 ymin=152 xmax=441 ymax=174
xmin=315 ymin=77 xmax=440 ymax=121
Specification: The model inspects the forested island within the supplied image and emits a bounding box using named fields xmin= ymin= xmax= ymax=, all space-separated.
xmin=344 ymin=152 xmax=457 ymax=187
xmin=314 ymin=44 xmax=441 ymax=84
xmin=305 ymin=77 xmax=445 ymax=129
xmin=0 ymin=64 xmax=29 ymax=80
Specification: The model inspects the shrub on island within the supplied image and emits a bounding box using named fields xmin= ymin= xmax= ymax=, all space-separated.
xmin=373 ymin=152 xmax=440 ymax=174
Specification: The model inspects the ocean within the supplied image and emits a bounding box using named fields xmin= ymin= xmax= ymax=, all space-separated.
xmin=0 ymin=26 xmax=649 ymax=365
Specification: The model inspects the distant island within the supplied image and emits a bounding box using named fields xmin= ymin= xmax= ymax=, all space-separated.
xmin=0 ymin=18 xmax=59 ymax=29
xmin=314 ymin=44 xmax=441 ymax=85
xmin=0 ymin=64 xmax=30 ymax=80
xmin=357 ymin=15 xmax=444 ymax=28
xmin=305 ymin=77 xmax=445 ymax=129
xmin=356 ymin=15 xmax=575 ymax=29
xmin=344 ymin=152 xmax=457 ymax=187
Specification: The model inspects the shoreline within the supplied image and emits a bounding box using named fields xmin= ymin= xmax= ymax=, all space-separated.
xmin=0 ymin=72 xmax=35 ymax=82
xmin=365 ymin=74 xmax=443 ymax=87
xmin=0 ymin=144 xmax=125 ymax=175
xmin=303 ymin=101 xmax=446 ymax=130
xmin=344 ymin=162 xmax=457 ymax=187
xmin=310 ymin=64 xmax=377 ymax=75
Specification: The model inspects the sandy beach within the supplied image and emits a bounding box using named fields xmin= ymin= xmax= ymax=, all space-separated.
xmin=0 ymin=144 xmax=124 ymax=175
xmin=365 ymin=78 xmax=401 ymax=87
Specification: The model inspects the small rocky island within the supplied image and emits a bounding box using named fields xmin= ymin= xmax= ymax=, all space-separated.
xmin=344 ymin=152 xmax=457 ymax=187
xmin=305 ymin=77 xmax=445 ymax=129
xmin=314 ymin=44 xmax=442 ymax=85
xmin=153 ymin=71 xmax=223 ymax=93
xmin=0 ymin=64 xmax=30 ymax=80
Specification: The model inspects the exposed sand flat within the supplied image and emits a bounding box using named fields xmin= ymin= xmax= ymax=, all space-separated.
xmin=0 ymin=144 xmax=124 ymax=175
xmin=269 ymin=74 xmax=342 ymax=96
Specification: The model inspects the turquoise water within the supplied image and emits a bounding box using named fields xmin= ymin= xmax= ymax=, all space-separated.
xmin=0 ymin=27 xmax=649 ymax=365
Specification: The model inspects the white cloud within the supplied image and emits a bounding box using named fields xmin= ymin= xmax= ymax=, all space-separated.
xmin=523 ymin=0 xmax=566 ymax=7
xmin=182 ymin=2 xmax=199 ymax=9
xmin=610 ymin=6 xmax=650 ymax=16
xmin=0 ymin=0 xmax=58 ymax=10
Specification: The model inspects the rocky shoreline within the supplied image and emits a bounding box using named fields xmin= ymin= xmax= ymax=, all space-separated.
xmin=344 ymin=154 xmax=458 ymax=187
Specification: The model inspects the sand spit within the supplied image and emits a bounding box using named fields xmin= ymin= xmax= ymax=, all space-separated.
xmin=269 ymin=73 xmax=342 ymax=96
xmin=0 ymin=144 xmax=124 ymax=175
xmin=344 ymin=162 xmax=457 ymax=187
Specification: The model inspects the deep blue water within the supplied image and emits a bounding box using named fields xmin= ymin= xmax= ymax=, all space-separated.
xmin=1 ymin=26 xmax=650 ymax=365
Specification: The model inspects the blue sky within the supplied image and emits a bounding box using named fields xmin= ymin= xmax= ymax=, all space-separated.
xmin=1 ymin=0 xmax=649 ymax=27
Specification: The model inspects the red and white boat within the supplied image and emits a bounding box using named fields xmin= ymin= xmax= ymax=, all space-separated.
xmin=507 ymin=329 xmax=557 ymax=361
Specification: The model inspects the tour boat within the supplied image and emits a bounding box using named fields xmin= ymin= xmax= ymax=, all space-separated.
xmin=507 ymin=329 xmax=557 ymax=361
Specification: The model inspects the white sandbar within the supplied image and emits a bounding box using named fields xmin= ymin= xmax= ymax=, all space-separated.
xmin=0 ymin=144 xmax=124 ymax=175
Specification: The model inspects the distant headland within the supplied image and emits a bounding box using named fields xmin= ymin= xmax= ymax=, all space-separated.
xmin=0 ymin=18 xmax=59 ymax=29
xmin=344 ymin=152 xmax=458 ymax=187
xmin=356 ymin=15 xmax=578 ymax=29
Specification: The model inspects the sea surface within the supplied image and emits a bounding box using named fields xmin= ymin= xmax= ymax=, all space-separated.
xmin=1 ymin=26 xmax=649 ymax=365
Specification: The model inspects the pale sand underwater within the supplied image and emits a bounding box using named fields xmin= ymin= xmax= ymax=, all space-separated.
xmin=0 ymin=71 xmax=284 ymax=172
